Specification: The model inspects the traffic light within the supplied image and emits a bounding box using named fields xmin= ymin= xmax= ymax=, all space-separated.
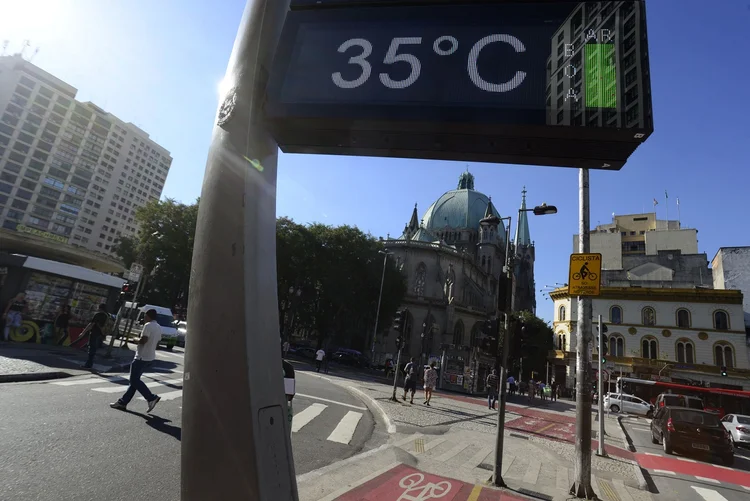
xmin=395 ymin=336 xmax=403 ymax=350
xmin=392 ymin=309 xmax=404 ymax=332
xmin=601 ymin=336 xmax=608 ymax=364
xmin=721 ymin=366 xmax=728 ymax=377
xmin=483 ymin=319 xmax=494 ymax=335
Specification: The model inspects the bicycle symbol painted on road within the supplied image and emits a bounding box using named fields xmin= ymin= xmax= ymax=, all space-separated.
xmin=572 ymin=262 xmax=597 ymax=281
xmin=396 ymin=472 xmax=453 ymax=500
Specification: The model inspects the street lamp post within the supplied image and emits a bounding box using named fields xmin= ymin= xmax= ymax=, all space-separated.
xmin=284 ymin=286 xmax=302 ymax=343
xmin=370 ymin=250 xmax=390 ymax=363
xmin=493 ymin=203 xmax=557 ymax=488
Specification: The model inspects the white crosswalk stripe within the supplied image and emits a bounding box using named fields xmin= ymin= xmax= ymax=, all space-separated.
xmin=327 ymin=411 xmax=363 ymax=445
xmin=52 ymin=375 xmax=127 ymax=386
xmin=288 ymin=402 xmax=367 ymax=445
xmin=292 ymin=403 xmax=327 ymax=432
xmin=138 ymin=390 xmax=182 ymax=401
xmin=691 ymin=486 xmax=728 ymax=501
xmin=92 ymin=378 xmax=183 ymax=393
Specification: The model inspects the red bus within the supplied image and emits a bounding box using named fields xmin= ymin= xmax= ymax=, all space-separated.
xmin=616 ymin=377 xmax=750 ymax=417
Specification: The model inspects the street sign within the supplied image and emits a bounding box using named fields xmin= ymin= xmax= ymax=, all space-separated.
xmin=265 ymin=0 xmax=653 ymax=170
xmin=568 ymin=253 xmax=602 ymax=296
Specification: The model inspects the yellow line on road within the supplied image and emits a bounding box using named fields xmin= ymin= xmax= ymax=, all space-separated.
xmin=467 ymin=484 xmax=483 ymax=501
xmin=536 ymin=422 xmax=557 ymax=433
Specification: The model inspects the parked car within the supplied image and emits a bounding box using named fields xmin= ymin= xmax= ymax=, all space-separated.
xmin=650 ymin=407 xmax=734 ymax=465
xmin=654 ymin=393 xmax=704 ymax=411
xmin=720 ymin=414 xmax=750 ymax=448
xmin=604 ymin=393 xmax=654 ymax=417
xmin=293 ymin=347 xmax=316 ymax=360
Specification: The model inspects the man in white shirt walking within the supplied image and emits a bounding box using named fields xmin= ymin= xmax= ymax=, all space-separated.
xmin=315 ymin=348 xmax=325 ymax=372
xmin=110 ymin=309 xmax=162 ymax=412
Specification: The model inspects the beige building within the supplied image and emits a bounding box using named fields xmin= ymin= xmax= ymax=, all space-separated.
xmin=549 ymin=212 xmax=750 ymax=391
xmin=0 ymin=54 xmax=171 ymax=262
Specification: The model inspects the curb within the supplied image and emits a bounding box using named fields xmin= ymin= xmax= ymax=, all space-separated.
xmin=0 ymin=371 xmax=72 ymax=383
xmin=616 ymin=415 xmax=649 ymax=491
xmin=346 ymin=385 xmax=397 ymax=434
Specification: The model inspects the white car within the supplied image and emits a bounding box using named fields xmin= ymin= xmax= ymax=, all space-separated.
xmin=604 ymin=393 xmax=654 ymax=417
xmin=720 ymin=414 xmax=750 ymax=448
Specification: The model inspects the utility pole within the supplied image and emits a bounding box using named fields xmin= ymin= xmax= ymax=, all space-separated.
xmin=493 ymin=214 xmax=513 ymax=487
xmin=390 ymin=343 xmax=403 ymax=401
xmin=119 ymin=273 xmax=147 ymax=350
xmin=570 ymin=168 xmax=594 ymax=499
xmin=597 ymin=315 xmax=607 ymax=457
xmin=370 ymin=251 xmax=389 ymax=362
xmin=182 ymin=1 xmax=296 ymax=500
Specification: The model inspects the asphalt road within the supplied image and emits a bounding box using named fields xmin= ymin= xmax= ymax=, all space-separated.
xmin=0 ymin=349 xmax=384 ymax=501
xmin=620 ymin=414 xmax=750 ymax=501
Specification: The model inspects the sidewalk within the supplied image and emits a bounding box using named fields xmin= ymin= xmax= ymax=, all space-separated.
xmin=297 ymin=372 xmax=650 ymax=501
xmin=0 ymin=337 xmax=133 ymax=382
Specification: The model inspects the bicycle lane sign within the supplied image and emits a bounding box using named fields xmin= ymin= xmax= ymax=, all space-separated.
xmin=568 ymin=253 xmax=602 ymax=296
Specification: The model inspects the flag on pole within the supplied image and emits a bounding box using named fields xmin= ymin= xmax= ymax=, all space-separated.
xmin=665 ymin=190 xmax=668 ymax=199
xmin=653 ymin=198 xmax=658 ymax=206
xmin=676 ymin=198 xmax=680 ymax=206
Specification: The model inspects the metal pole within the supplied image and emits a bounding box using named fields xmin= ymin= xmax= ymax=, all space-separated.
xmin=438 ymin=348 xmax=446 ymax=390
xmin=493 ymin=216 xmax=513 ymax=487
xmin=570 ymin=168 xmax=594 ymax=498
xmin=119 ymin=273 xmax=147 ymax=349
xmin=371 ymin=252 xmax=388 ymax=362
xmin=182 ymin=1 xmax=295 ymax=500
xmin=597 ymin=315 xmax=607 ymax=457
xmin=104 ymin=302 xmax=126 ymax=358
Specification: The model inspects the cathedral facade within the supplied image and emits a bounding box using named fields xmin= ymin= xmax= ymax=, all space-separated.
xmin=376 ymin=171 xmax=536 ymax=395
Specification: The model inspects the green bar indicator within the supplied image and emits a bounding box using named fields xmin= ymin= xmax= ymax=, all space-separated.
xmin=585 ymin=43 xmax=617 ymax=109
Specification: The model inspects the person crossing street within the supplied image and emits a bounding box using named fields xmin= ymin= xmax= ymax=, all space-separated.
xmin=109 ymin=308 xmax=162 ymax=412
xmin=486 ymin=369 xmax=499 ymax=409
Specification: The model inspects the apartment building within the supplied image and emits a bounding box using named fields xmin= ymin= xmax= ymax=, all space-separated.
xmin=0 ymin=54 xmax=171 ymax=259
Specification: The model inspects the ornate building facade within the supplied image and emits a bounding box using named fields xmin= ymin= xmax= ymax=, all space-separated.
xmin=375 ymin=171 xmax=536 ymax=395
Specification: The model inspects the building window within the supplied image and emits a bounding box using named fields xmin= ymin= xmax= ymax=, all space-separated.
xmin=713 ymin=310 xmax=729 ymax=330
xmin=641 ymin=337 xmax=658 ymax=359
xmin=610 ymin=305 xmax=622 ymax=324
xmin=609 ymin=335 xmax=625 ymax=357
xmin=559 ymin=305 xmax=566 ymax=321
xmin=453 ymin=320 xmax=464 ymax=346
xmin=714 ymin=343 xmax=734 ymax=368
xmin=676 ymin=309 xmax=691 ymax=328
xmin=641 ymin=307 xmax=656 ymax=326
xmin=414 ymin=263 xmax=426 ymax=297
xmin=676 ymin=339 xmax=694 ymax=364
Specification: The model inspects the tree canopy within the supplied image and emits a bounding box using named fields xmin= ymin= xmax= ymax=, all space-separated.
xmin=507 ymin=310 xmax=555 ymax=381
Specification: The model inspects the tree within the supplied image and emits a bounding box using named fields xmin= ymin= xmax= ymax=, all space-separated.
xmin=276 ymin=219 xmax=406 ymax=352
xmin=508 ymin=310 xmax=555 ymax=381
xmin=112 ymin=198 xmax=199 ymax=309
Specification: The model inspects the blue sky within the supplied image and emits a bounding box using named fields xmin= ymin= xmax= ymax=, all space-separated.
xmin=2 ymin=0 xmax=749 ymax=322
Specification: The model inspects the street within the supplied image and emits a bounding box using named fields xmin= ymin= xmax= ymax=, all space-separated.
xmin=620 ymin=414 xmax=750 ymax=501
xmin=0 ymin=349 xmax=383 ymax=501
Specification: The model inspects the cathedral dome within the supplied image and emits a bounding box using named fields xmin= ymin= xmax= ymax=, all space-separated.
xmin=422 ymin=172 xmax=505 ymax=233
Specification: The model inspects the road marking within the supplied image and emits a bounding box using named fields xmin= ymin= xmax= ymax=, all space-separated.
xmin=742 ymin=485 xmax=750 ymax=491
xmin=138 ymin=390 xmax=182 ymax=401
xmin=91 ymin=378 xmax=183 ymax=393
xmin=315 ymin=462 xmax=402 ymax=501
xmin=691 ymin=486 xmax=728 ymax=501
xmin=467 ymin=484 xmax=483 ymax=501
xmin=644 ymin=452 xmax=660 ymax=456
xmin=694 ymin=476 xmax=720 ymax=484
xmin=58 ymin=358 xmax=113 ymax=373
xmin=52 ymin=376 xmax=126 ymax=386
xmin=676 ymin=457 xmax=697 ymax=463
xmin=536 ymin=422 xmax=557 ymax=433
xmin=295 ymin=393 xmax=366 ymax=411
xmin=291 ymin=403 xmax=327 ymax=432
xmin=327 ymin=411 xmax=363 ymax=444
xmin=653 ymin=469 xmax=676 ymax=475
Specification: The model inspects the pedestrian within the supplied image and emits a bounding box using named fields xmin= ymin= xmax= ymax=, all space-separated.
xmin=282 ymin=339 xmax=290 ymax=358
xmin=315 ymin=347 xmax=325 ymax=372
xmin=79 ymin=304 xmax=110 ymax=369
xmin=486 ymin=369 xmax=499 ymax=409
xmin=507 ymin=374 xmax=516 ymax=397
xmin=109 ymin=308 xmax=162 ymax=412
xmin=402 ymin=357 xmax=417 ymax=404
xmin=423 ymin=362 xmax=438 ymax=406
xmin=55 ymin=304 xmax=72 ymax=346
xmin=2 ymin=292 xmax=28 ymax=342
xmin=551 ymin=380 xmax=559 ymax=402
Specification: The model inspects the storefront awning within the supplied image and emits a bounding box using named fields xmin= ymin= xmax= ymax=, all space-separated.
xmin=22 ymin=256 xmax=125 ymax=289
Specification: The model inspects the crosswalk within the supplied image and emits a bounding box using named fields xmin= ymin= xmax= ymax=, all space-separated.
xmin=291 ymin=399 xmax=365 ymax=446
xmin=50 ymin=373 xmax=184 ymax=402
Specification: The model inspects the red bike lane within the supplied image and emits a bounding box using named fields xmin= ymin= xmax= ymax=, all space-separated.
xmin=636 ymin=453 xmax=750 ymax=488
xmin=334 ymin=463 xmax=533 ymax=501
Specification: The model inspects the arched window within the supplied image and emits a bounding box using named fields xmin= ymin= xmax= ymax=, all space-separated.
xmin=713 ymin=310 xmax=729 ymax=330
xmin=557 ymin=334 xmax=563 ymax=350
xmin=676 ymin=309 xmax=691 ymax=328
xmin=559 ymin=305 xmax=566 ymax=321
xmin=641 ymin=336 xmax=658 ymax=359
xmin=414 ymin=262 xmax=426 ymax=297
xmin=470 ymin=322 xmax=482 ymax=348
xmin=714 ymin=343 xmax=734 ymax=368
xmin=676 ymin=338 xmax=695 ymax=364
xmin=608 ymin=334 xmax=625 ymax=357
xmin=453 ymin=320 xmax=464 ymax=346
xmin=641 ymin=307 xmax=656 ymax=326
xmin=563 ymin=334 xmax=567 ymax=351
xmin=610 ymin=306 xmax=623 ymax=325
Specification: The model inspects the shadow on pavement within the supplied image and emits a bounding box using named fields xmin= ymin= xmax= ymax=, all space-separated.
xmin=121 ymin=409 xmax=182 ymax=441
